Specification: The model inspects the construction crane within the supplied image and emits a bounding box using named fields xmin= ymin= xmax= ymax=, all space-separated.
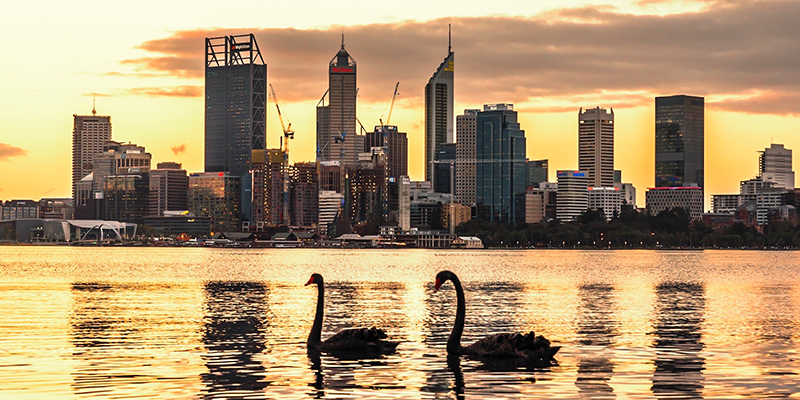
xmin=380 ymin=82 xmax=400 ymax=126
xmin=268 ymin=83 xmax=293 ymax=226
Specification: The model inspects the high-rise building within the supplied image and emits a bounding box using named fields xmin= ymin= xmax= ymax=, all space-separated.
xmin=92 ymin=141 xmax=152 ymax=195
xmin=103 ymin=173 xmax=150 ymax=224
xmin=149 ymin=162 xmax=188 ymax=217
xmin=425 ymin=30 xmax=454 ymax=187
xmin=318 ymin=190 xmax=344 ymax=236
xmin=291 ymin=162 xmax=318 ymax=228
xmin=72 ymin=106 xmax=111 ymax=200
xmin=556 ymin=170 xmax=589 ymax=222
xmin=348 ymin=152 xmax=388 ymax=226
xmin=475 ymin=104 xmax=527 ymax=223
xmin=365 ymin=125 xmax=408 ymax=181
xmin=759 ymin=143 xmax=794 ymax=190
xmin=645 ymin=186 xmax=703 ymax=220
xmin=318 ymin=161 xmax=344 ymax=193
xmin=588 ymin=187 xmax=621 ymax=221
xmin=189 ymin=172 xmax=241 ymax=232
xmin=317 ymin=37 xmax=359 ymax=168
xmin=263 ymin=149 xmax=288 ymax=226
xmin=655 ymin=95 xmax=704 ymax=190
xmin=579 ymin=107 xmax=614 ymax=188
xmin=205 ymin=34 xmax=267 ymax=177
xmin=434 ymin=143 xmax=456 ymax=194
xmin=455 ymin=109 xmax=478 ymax=205
xmin=527 ymin=159 xmax=549 ymax=187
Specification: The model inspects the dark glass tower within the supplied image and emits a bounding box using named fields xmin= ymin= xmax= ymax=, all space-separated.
xmin=316 ymin=37 xmax=358 ymax=168
xmin=204 ymin=34 xmax=267 ymax=177
xmin=475 ymin=104 xmax=527 ymax=223
xmin=655 ymin=95 xmax=704 ymax=190
xmin=425 ymin=28 xmax=454 ymax=187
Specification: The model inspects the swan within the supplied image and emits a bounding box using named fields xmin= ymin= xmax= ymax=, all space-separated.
xmin=434 ymin=270 xmax=560 ymax=360
xmin=305 ymin=273 xmax=398 ymax=355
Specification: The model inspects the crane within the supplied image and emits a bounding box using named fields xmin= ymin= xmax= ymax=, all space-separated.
xmin=379 ymin=82 xmax=400 ymax=126
xmin=268 ymin=83 xmax=293 ymax=226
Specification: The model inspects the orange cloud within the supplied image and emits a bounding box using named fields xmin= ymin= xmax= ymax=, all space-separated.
xmin=171 ymin=143 xmax=188 ymax=155
xmin=124 ymin=86 xmax=202 ymax=97
xmin=0 ymin=143 xmax=28 ymax=161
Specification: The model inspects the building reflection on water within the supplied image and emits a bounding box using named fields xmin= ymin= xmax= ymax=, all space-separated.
xmin=201 ymin=281 xmax=270 ymax=399
xmin=651 ymin=282 xmax=706 ymax=399
xmin=575 ymin=283 xmax=618 ymax=399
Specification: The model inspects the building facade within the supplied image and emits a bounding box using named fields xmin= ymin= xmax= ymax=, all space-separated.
xmin=525 ymin=186 xmax=557 ymax=224
xmin=365 ymin=125 xmax=408 ymax=182
xmin=72 ymin=108 xmax=111 ymax=200
xmin=434 ymin=143 xmax=456 ymax=194
xmin=425 ymin=37 xmax=454 ymax=187
xmin=1 ymin=200 xmax=40 ymax=221
xmin=205 ymin=34 xmax=267 ymax=177
xmin=103 ymin=174 xmax=150 ymax=224
xmin=760 ymin=143 xmax=794 ymax=190
xmin=316 ymin=39 xmax=359 ymax=168
xmin=579 ymin=107 xmax=614 ymax=187
xmin=645 ymin=186 xmax=703 ymax=220
xmin=527 ymin=159 xmax=549 ymax=187
xmin=291 ymin=162 xmax=319 ymax=228
xmin=189 ymin=172 xmax=241 ymax=232
xmin=655 ymin=95 xmax=704 ymax=190
xmin=475 ymin=104 xmax=527 ymax=223
xmin=556 ymin=170 xmax=589 ymax=222
xmin=455 ymin=109 xmax=478 ymax=205
xmin=588 ymin=187 xmax=621 ymax=221
xmin=318 ymin=190 xmax=344 ymax=235
xmin=148 ymin=162 xmax=188 ymax=217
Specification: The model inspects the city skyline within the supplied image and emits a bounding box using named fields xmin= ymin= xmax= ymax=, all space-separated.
xmin=2 ymin=1 xmax=800 ymax=210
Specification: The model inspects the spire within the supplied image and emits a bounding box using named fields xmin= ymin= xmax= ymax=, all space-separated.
xmin=341 ymin=32 xmax=345 ymax=50
xmin=92 ymin=96 xmax=96 ymax=116
xmin=448 ymin=23 xmax=452 ymax=54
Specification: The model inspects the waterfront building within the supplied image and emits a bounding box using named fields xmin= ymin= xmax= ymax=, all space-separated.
xmin=711 ymin=194 xmax=743 ymax=214
xmin=425 ymin=31 xmax=454 ymax=187
xmin=528 ymin=160 xmax=549 ymax=188
xmin=579 ymin=107 xmax=614 ymax=187
xmin=588 ymin=187 xmax=622 ymax=221
xmin=144 ymin=211 xmax=212 ymax=237
xmin=291 ymin=162 xmax=319 ymax=228
xmin=103 ymin=173 xmax=150 ymax=224
xmin=645 ymin=186 xmax=703 ymax=220
xmin=148 ymin=162 xmax=188 ymax=217
xmin=92 ymin=141 xmax=152 ymax=195
xmin=1 ymin=200 xmax=40 ymax=221
xmin=318 ymin=190 xmax=344 ymax=235
xmin=365 ymin=125 xmax=408 ymax=181
xmin=556 ymin=170 xmax=589 ymax=222
xmin=475 ymin=104 xmax=527 ymax=223
xmin=205 ymin=34 xmax=267 ymax=177
xmin=434 ymin=143 xmax=456 ymax=194
xmin=760 ymin=144 xmax=794 ymax=190
xmin=189 ymin=172 xmax=241 ymax=232
xmin=526 ymin=186 xmax=557 ymax=224
xmin=455 ymin=109 xmax=478 ymax=205
xmin=316 ymin=37 xmax=359 ymax=168
xmin=39 ymin=198 xmax=75 ymax=220
xmin=655 ymin=95 xmax=704 ymax=190
xmin=72 ymin=106 xmax=111 ymax=200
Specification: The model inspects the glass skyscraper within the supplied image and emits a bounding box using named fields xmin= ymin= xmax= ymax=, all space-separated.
xmin=655 ymin=95 xmax=704 ymax=190
xmin=204 ymin=34 xmax=267 ymax=177
xmin=425 ymin=33 xmax=454 ymax=187
xmin=475 ymin=104 xmax=527 ymax=223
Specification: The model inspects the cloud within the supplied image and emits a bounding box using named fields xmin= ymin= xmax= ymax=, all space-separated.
xmin=0 ymin=143 xmax=28 ymax=161
xmin=171 ymin=143 xmax=187 ymax=155
xmin=124 ymin=1 xmax=800 ymax=114
xmin=124 ymin=85 xmax=202 ymax=97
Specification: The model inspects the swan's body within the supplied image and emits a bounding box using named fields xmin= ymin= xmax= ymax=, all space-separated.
xmin=434 ymin=270 xmax=559 ymax=360
xmin=306 ymin=273 xmax=398 ymax=355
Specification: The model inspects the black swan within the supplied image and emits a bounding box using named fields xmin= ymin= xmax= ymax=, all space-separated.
xmin=434 ymin=270 xmax=560 ymax=360
xmin=305 ymin=273 xmax=398 ymax=355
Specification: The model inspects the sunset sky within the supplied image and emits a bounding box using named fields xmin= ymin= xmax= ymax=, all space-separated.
xmin=1 ymin=0 xmax=798 ymax=209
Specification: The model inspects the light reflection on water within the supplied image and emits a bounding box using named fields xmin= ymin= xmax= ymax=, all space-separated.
xmin=1 ymin=247 xmax=799 ymax=399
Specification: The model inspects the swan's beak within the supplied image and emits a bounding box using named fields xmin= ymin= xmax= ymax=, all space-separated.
xmin=305 ymin=276 xmax=314 ymax=286
xmin=434 ymin=278 xmax=441 ymax=293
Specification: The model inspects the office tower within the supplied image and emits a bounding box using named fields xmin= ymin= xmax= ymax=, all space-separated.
xmin=399 ymin=176 xmax=411 ymax=231
xmin=189 ymin=172 xmax=241 ymax=232
xmin=579 ymin=107 xmax=614 ymax=188
xmin=103 ymin=173 xmax=150 ymax=224
xmin=425 ymin=29 xmax=454 ymax=187
xmin=655 ymin=95 xmax=704 ymax=189
xmin=365 ymin=125 xmax=408 ymax=181
xmin=348 ymin=152 xmax=388 ymax=226
xmin=318 ymin=161 xmax=344 ymax=193
xmin=455 ymin=109 xmax=478 ymax=205
xmin=263 ymin=149 xmax=288 ymax=226
xmin=72 ymin=105 xmax=111 ymax=200
xmin=475 ymin=104 xmax=527 ymax=223
xmin=148 ymin=162 xmax=188 ymax=217
xmin=645 ymin=186 xmax=703 ymax=220
xmin=291 ymin=162 xmax=319 ymax=228
xmin=205 ymin=34 xmax=267 ymax=177
xmin=556 ymin=170 xmax=589 ymax=222
xmin=434 ymin=143 xmax=456 ymax=194
xmin=759 ymin=144 xmax=794 ymax=189
xmin=526 ymin=186 xmax=556 ymax=224
xmin=588 ymin=187 xmax=621 ymax=221
xmin=318 ymin=190 xmax=344 ymax=235
xmin=527 ymin=159 xmax=549 ymax=187
xmin=317 ymin=37 xmax=359 ymax=168
xmin=92 ymin=141 xmax=152 ymax=193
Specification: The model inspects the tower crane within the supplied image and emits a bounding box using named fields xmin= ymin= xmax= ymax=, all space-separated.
xmin=379 ymin=82 xmax=400 ymax=126
xmin=268 ymin=83 xmax=294 ymax=153
xmin=268 ymin=83 xmax=293 ymax=226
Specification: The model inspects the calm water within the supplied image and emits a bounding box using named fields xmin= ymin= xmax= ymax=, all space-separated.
xmin=1 ymin=247 xmax=799 ymax=399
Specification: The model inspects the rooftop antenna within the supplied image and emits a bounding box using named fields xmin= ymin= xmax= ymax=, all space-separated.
xmin=341 ymin=32 xmax=345 ymax=49
xmin=448 ymin=24 xmax=452 ymax=54
xmin=92 ymin=96 xmax=96 ymax=116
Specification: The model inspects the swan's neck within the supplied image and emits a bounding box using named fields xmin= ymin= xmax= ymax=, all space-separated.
xmin=308 ymin=283 xmax=324 ymax=347
xmin=448 ymin=276 xmax=465 ymax=354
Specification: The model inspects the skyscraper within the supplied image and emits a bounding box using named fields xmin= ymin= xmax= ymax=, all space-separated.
xmin=475 ymin=104 xmax=527 ymax=223
xmin=759 ymin=143 xmax=794 ymax=190
xmin=655 ymin=95 xmax=704 ymax=190
xmin=579 ymin=107 xmax=614 ymax=188
xmin=425 ymin=28 xmax=454 ymax=187
xmin=149 ymin=162 xmax=189 ymax=217
xmin=527 ymin=159 xmax=549 ymax=187
xmin=72 ymin=105 xmax=111 ymax=200
xmin=556 ymin=170 xmax=589 ymax=222
xmin=317 ymin=36 xmax=359 ymax=168
xmin=365 ymin=125 xmax=408 ymax=181
xmin=205 ymin=34 xmax=266 ymax=177
xmin=455 ymin=109 xmax=478 ymax=205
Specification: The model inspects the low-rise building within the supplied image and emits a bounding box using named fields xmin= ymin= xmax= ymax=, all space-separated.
xmin=645 ymin=186 xmax=703 ymax=220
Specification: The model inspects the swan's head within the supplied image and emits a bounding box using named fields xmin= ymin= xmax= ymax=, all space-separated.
xmin=434 ymin=270 xmax=455 ymax=293
xmin=305 ymin=273 xmax=324 ymax=286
